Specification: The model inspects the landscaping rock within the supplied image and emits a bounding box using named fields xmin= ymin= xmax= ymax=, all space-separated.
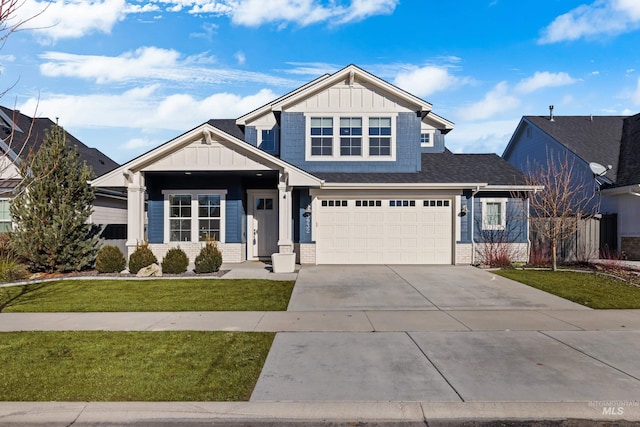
xmin=136 ymin=263 xmax=162 ymax=277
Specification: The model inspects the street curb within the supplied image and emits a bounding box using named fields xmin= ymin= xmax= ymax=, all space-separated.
xmin=0 ymin=401 xmax=638 ymax=425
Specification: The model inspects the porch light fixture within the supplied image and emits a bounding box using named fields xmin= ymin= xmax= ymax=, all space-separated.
xmin=460 ymin=205 xmax=468 ymax=215
xmin=303 ymin=204 xmax=312 ymax=217
xmin=256 ymin=173 xmax=263 ymax=177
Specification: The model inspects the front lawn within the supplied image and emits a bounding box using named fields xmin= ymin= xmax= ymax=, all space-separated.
xmin=495 ymin=270 xmax=640 ymax=309
xmin=0 ymin=279 xmax=295 ymax=312
xmin=0 ymin=331 xmax=273 ymax=401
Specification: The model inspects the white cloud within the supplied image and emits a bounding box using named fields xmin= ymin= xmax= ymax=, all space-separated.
xmin=16 ymin=0 xmax=128 ymax=43
xmin=18 ymin=86 xmax=279 ymax=134
xmin=229 ymin=0 xmax=398 ymax=27
xmin=122 ymin=137 xmax=158 ymax=150
xmin=393 ymin=66 xmax=470 ymax=98
xmin=234 ymin=51 xmax=246 ymax=65
xmin=455 ymin=82 xmax=521 ymax=121
xmin=39 ymin=47 xmax=299 ymax=87
xmin=445 ymin=119 xmax=520 ymax=154
xmin=514 ymin=71 xmax=577 ymax=94
xmin=539 ymin=0 xmax=640 ymax=44
xmin=631 ymin=77 xmax=640 ymax=104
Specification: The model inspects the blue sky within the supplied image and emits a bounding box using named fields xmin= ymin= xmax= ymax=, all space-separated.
xmin=2 ymin=0 xmax=640 ymax=164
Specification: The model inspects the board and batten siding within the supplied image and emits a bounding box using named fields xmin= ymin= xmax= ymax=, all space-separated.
xmin=142 ymin=138 xmax=271 ymax=172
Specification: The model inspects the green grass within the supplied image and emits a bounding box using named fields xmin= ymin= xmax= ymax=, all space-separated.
xmin=0 ymin=331 xmax=273 ymax=401
xmin=0 ymin=279 xmax=294 ymax=312
xmin=495 ymin=270 xmax=640 ymax=309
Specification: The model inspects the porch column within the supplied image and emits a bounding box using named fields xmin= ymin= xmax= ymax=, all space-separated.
xmin=272 ymin=170 xmax=295 ymax=273
xmin=126 ymin=170 xmax=145 ymax=257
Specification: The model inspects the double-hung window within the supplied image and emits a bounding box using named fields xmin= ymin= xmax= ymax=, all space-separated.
xmin=310 ymin=117 xmax=333 ymax=156
xmin=165 ymin=191 xmax=226 ymax=243
xmin=482 ymin=199 xmax=506 ymax=230
xmin=369 ymin=117 xmax=391 ymax=156
xmin=339 ymin=117 xmax=362 ymax=156
xmin=169 ymin=195 xmax=191 ymax=242
xmin=0 ymin=199 xmax=11 ymax=233
xmin=198 ymin=195 xmax=221 ymax=241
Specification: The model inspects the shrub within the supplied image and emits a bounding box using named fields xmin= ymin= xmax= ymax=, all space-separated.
xmin=161 ymin=247 xmax=189 ymax=274
xmin=95 ymin=245 xmax=127 ymax=273
xmin=194 ymin=240 xmax=223 ymax=274
xmin=128 ymin=241 xmax=158 ymax=274
xmin=0 ymin=257 xmax=29 ymax=282
xmin=0 ymin=233 xmax=16 ymax=259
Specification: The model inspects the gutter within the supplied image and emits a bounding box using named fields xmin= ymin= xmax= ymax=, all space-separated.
xmin=600 ymin=184 xmax=640 ymax=197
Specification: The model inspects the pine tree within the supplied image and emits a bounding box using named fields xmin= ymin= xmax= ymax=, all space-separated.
xmin=10 ymin=123 xmax=99 ymax=272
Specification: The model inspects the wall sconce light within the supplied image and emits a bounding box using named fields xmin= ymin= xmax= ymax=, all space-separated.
xmin=303 ymin=204 xmax=312 ymax=217
xmin=460 ymin=205 xmax=468 ymax=216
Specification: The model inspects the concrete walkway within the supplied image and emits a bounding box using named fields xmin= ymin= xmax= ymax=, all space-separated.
xmin=2 ymin=265 xmax=640 ymax=425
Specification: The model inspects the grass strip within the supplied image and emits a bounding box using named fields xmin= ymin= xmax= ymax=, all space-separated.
xmin=0 ymin=279 xmax=294 ymax=312
xmin=0 ymin=331 xmax=273 ymax=401
xmin=495 ymin=270 xmax=640 ymax=309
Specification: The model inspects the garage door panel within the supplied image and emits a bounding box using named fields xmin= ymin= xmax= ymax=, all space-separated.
xmin=316 ymin=198 xmax=452 ymax=265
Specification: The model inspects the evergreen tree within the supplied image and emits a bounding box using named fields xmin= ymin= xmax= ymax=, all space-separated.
xmin=10 ymin=123 xmax=99 ymax=272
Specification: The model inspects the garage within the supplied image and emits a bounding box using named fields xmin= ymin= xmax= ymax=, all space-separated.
xmin=315 ymin=197 xmax=453 ymax=264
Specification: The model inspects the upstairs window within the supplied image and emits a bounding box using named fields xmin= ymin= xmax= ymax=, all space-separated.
xmin=340 ymin=117 xmax=362 ymax=156
xmin=310 ymin=117 xmax=333 ymax=156
xmin=261 ymin=129 xmax=276 ymax=152
xmin=369 ymin=117 xmax=392 ymax=156
xmin=420 ymin=133 xmax=430 ymax=145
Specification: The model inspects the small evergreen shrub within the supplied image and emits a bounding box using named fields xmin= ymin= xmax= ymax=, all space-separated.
xmin=95 ymin=245 xmax=127 ymax=273
xmin=128 ymin=241 xmax=158 ymax=274
xmin=194 ymin=240 xmax=222 ymax=274
xmin=0 ymin=257 xmax=29 ymax=282
xmin=161 ymin=247 xmax=189 ymax=274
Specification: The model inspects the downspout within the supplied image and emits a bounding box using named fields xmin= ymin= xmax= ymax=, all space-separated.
xmin=470 ymin=186 xmax=481 ymax=265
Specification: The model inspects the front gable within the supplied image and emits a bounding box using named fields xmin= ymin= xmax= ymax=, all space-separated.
xmin=91 ymin=123 xmax=322 ymax=188
xmin=144 ymin=135 xmax=273 ymax=172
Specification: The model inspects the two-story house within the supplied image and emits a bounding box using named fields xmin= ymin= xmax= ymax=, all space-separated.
xmin=92 ymin=65 xmax=536 ymax=271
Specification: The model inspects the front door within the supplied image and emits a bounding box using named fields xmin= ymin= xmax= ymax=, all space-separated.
xmin=248 ymin=190 xmax=279 ymax=259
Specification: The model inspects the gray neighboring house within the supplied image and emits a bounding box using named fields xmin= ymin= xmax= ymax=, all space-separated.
xmin=503 ymin=111 xmax=640 ymax=259
xmin=0 ymin=106 xmax=127 ymax=247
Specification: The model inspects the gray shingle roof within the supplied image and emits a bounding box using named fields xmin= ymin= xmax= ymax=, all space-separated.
xmin=524 ymin=115 xmax=625 ymax=182
xmin=207 ymin=119 xmax=245 ymax=140
xmin=616 ymin=113 xmax=640 ymax=187
xmin=0 ymin=106 xmax=119 ymax=176
xmin=315 ymin=150 xmax=527 ymax=186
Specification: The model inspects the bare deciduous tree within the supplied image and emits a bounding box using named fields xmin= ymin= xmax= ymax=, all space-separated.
xmin=524 ymin=150 xmax=599 ymax=270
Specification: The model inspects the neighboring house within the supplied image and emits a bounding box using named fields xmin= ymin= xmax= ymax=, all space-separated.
xmin=600 ymin=113 xmax=640 ymax=259
xmin=92 ymin=65 xmax=535 ymax=271
xmin=502 ymin=111 xmax=640 ymax=259
xmin=0 ymin=106 xmax=127 ymax=247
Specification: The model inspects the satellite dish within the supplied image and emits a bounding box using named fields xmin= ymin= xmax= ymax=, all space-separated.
xmin=589 ymin=162 xmax=610 ymax=177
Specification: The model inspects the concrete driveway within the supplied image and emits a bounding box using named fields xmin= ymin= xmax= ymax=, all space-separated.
xmin=252 ymin=265 xmax=640 ymax=404
xmin=287 ymin=265 xmax=587 ymax=311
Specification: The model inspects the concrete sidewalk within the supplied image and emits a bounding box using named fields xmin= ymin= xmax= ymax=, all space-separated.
xmin=2 ymin=309 xmax=640 ymax=332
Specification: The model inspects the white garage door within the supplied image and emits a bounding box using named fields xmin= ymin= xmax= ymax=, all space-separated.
xmin=316 ymin=198 xmax=452 ymax=264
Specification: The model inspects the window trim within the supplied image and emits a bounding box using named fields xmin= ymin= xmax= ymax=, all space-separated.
xmin=305 ymin=114 xmax=397 ymax=161
xmin=162 ymin=190 xmax=227 ymax=243
xmin=0 ymin=198 xmax=12 ymax=233
xmin=481 ymin=198 xmax=507 ymax=230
